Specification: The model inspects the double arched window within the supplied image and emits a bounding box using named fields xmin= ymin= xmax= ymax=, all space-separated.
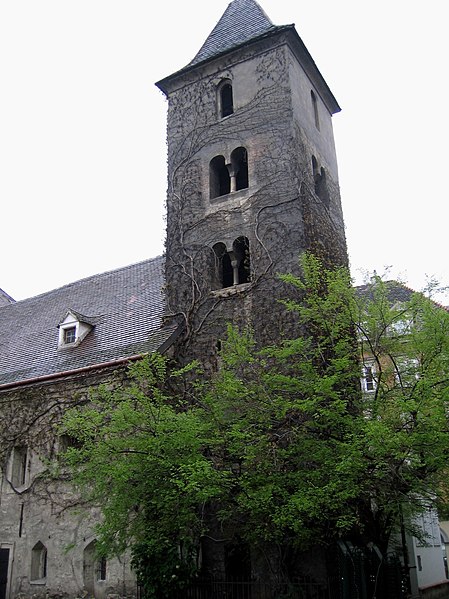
xmin=213 ymin=237 xmax=250 ymax=289
xmin=209 ymin=147 xmax=248 ymax=199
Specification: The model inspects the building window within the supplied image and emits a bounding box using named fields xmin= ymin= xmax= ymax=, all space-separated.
xmin=210 ymin=147 xmax=249 ymax=199
xmin=361 ymin=364 xmax=376 ymax=393
xmin=219 ymin=81 xmax=234 ymax=118
xmin=234 ymin=236 xmax=250 ymax=284
xmin=63 ymin=326 xmax=76 ymax=344
xmin=210 ymin=155 xmax=230 ymax=199
xmin=31 ymin=542 xmax=47 ymax=582
xmin=212 ymin=237 xmax=250 ymax=289
xmin=84 ymin=540 xmax=106 ymax=593
xmin=59 ymin=434 xmax=83 ymax=455
xmin=230 ymin=147 xmax=248 ymax=192
xmin=96 ymin=556 xmax=107 ymax=581
xmin=311 ymin=155 xmax=330 ymax=205
xmin=10 ymin=446 xmax=27 ymax=487
xmin=311 ymin=90 xmax=320 ymax=130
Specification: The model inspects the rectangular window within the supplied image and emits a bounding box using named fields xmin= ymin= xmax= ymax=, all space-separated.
xmin=361 ymin=364 xmax=376 ymax=393
xmin=63 ymin=327 xmax=76 ymax=344
xmin=96 ymin=557 xmax=107 ymax=581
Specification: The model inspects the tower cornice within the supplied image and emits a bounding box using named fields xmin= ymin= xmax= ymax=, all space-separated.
xmin=155 ymin=24 xmax=340 ymax=116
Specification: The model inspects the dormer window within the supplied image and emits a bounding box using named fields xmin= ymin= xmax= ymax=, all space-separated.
xmin=64 ymin=327 xmax=76 ymax=344
xmin=58 ymin=309 xmax=95 ymax=348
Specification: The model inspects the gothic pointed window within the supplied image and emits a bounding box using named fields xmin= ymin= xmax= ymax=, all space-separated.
xmin=210 ymin=155 xmax=230 ymax=199
xmin=218 ymin=80 xmax=233 ymax=118
xmin=231 ymin=147 xmax=248 ymax=191
xmin=31 ymin=542 xmax=47 ymax=582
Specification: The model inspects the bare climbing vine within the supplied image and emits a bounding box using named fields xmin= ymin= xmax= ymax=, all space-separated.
xmin=163 ymin=44 xmax=347 ymax=364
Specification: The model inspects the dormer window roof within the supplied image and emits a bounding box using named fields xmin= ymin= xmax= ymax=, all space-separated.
xmin=58 ymin=309 xmax=95 ymax=348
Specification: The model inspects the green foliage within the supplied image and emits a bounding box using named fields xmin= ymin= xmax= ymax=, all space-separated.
xmin=355 ymin=275 xmax=449 ymax=543
xmin=131 ymin=538 xmax=198 ymax=599
xmin=61 ymin=353 xmax=230 ymax=592
xmin=60 ymin=253 xmax=449 ymax=586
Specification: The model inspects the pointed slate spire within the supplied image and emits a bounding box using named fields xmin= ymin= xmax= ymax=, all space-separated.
xmin=189 ymin=0 xmax=276 ymax=66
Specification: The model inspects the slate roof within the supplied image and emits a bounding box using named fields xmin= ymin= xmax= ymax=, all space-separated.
xmin=356 ymin=281 xmax=449 ymax=312
xmin=0 ymin=256 xmax=179 ymax=389
xmin=156 ymin=0 xmax=340 ymax=115
xmin=355 ymin=281 xmax=416 ymax=304
xmin=0 ymin=288 xmax=15 ymax=307
xmin=189 ymin=0 xmax=278 ymax=66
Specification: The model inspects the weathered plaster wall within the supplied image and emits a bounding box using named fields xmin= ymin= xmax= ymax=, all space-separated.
xmin=0 ymin=368 xmax=137 ymax=599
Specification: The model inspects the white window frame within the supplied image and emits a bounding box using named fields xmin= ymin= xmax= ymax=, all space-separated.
xmin=361 ymin=362 xmax=376 ymax=393
xmin=58 ymin=310 xmax=93 ymax=348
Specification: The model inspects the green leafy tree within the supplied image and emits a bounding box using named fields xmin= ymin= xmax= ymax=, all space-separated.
xmin=61 ymin=254 xmax=449 ymax=591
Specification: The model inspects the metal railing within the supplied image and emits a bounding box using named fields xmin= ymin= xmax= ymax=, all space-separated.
xmin=172 ymin=578 xmax=330 ymax=599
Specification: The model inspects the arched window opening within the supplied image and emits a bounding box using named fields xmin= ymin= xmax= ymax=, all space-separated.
xmin=318 ymin=167 xmax=330 ymax=204
xmin=83 ymin=540 xmax=107 ymax=594
xmin=220 ymin=82 xmax=234 ymax=118
xmin=212 ymin=237 xmax=250 ymax=289
xmin=230 ymin=147 xmax=248 ymax=192
xmin=311 ymin=90 xmax=320 ymax=130
xmin=222 ymin=252 xmax=234 ymax=288
xmin=31 ymin=542 xmax=47 ymax=582
xmin=233 ymin=236 xmax=250 ymax=284
xmin=312 ymin=156 xmax=330 ymax=205
xmin=210 ymin=155 xmax=230 ymax=199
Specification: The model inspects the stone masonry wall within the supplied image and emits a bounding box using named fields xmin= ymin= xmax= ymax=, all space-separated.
xmin=163 ymin=36 xmax=347 ymax=367
xmin=0 ymin=367 xmax=137 ymax=599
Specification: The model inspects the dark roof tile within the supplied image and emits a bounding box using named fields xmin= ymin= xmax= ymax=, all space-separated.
xmin=189 ymin=0 xmax=277 ymax=66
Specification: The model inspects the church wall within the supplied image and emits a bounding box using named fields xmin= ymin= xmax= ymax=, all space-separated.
xmin=0 ymin=368 xmax=137 ymax=599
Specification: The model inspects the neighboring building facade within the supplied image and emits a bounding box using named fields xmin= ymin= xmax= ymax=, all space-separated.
xmin=1 ymin=0 xmax=350 ymax=597
xmin=357 ymin=281 xmax=449 ymax=597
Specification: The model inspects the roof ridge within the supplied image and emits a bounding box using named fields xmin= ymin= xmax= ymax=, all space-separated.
xmin=8 ymin=255 xmax=164 ymax=305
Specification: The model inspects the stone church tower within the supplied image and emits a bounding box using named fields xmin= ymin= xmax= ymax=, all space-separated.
xmin=156 ymin=0 xmax=347 ymax=362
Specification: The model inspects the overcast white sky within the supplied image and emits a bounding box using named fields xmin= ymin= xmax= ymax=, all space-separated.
xmin=1 ymin=0 xmax=448 ymax=303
